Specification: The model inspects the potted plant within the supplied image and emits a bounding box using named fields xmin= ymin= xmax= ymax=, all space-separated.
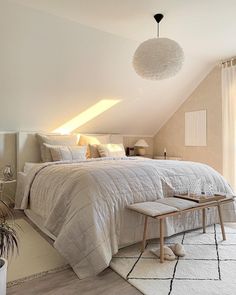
xmin=0 ymin=200 xmax=18 ymax=295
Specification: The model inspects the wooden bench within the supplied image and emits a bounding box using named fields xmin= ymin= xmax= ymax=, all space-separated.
xmin=127 ymin=196 xmax=234 ymax=263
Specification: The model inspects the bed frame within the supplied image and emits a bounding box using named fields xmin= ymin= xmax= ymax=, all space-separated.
xmin=16 ymin=132 xmax=41 ymax=172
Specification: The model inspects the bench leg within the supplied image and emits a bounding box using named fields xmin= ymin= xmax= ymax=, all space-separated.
xmin=160 ymin=218 xmax=164 ymax=263
xmin=141 ymin=216 xmax=148 ymax=252
xmin=217 ymin=203 xmax=226 ymax=241
xmin=202 ymin=208 xmax=206 ymax=233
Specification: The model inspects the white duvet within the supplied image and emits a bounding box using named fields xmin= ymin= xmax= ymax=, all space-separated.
xmin=17 ymin=157 xmax=235 ymax=278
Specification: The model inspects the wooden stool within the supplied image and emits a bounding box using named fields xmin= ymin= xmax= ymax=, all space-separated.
xmin=127 ymin=196 xmax=234 ymax=263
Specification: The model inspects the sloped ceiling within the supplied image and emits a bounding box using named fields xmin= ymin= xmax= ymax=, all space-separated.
xmin=8 ymin=0 xmax=236 ymax=135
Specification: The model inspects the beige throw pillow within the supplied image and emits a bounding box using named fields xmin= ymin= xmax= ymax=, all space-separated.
xmin=36 ymin=133 xmax=78 ymax=162
xmin=79 ymin=134 xmax=110 ymax=158
xmin=97 ymin=144 xmax=126 ymax=158
xmin=44 ymin=144 xmax=87 ymax=161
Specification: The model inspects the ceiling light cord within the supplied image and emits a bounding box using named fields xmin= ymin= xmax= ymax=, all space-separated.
xmin=154 ymin=14 xmax=164 ymax=38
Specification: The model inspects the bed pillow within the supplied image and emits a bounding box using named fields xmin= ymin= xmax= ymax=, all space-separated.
xmin=45 ymin=144 xmax=87 ymax=162
xmin=79 ymin=134 xmax=110 ymax=158
xmin=97 ymin=143 xmax=126 ymax=158
xmin=36 ymin=133 xmax=78 ymax=162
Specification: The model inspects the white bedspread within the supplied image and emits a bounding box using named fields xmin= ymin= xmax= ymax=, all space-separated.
xmin=18 ymin=157 xmax=235 ymax=278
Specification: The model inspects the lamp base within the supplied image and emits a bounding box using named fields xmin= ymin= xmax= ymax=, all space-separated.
xmin=138 ymin=147 xmax=146 ymax=156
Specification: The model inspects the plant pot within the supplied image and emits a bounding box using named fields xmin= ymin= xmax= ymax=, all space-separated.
xmin=0 ymin=258 xmax=7 ymax=295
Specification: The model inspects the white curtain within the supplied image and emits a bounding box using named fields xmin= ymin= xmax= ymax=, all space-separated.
xmin=222 ymin=63 xmax=236 ymax=190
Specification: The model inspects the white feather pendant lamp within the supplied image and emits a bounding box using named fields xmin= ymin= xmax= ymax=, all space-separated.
xmin=133 ymin=14 xmax=184 ymax=80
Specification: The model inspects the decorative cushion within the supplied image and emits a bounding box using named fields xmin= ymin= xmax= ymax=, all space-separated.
xmin=97 ymin=143 xmax=126 ymax=158
xmin=127 ymin=202 xmax=178 ymax=217
xmin=157 ymin=197 xmax=198 ymax=210
xmin=79 ymin=134 xmax=110 ymax=158
xmin=36 ymin=133 xmax=78 ymax=162
xmin=45 ymin=144 xmax=87 ymax=161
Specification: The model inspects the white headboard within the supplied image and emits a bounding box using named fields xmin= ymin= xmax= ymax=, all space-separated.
xmin=16 ymin=132 xmax=124 ymax=172
xmin=17 ymin=132 xmax=41 ymax=172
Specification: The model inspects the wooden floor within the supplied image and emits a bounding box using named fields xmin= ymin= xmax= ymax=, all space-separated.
xmin=7 ymin=211 xmax=141 ymax=295
xmin=7 ymin=267 xmax=141 ymax=295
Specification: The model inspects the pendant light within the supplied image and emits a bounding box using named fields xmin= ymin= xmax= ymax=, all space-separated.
xmin=133 ymin=14 xmax=184 ymax=80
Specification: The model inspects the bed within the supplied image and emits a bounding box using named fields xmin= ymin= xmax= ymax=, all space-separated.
xmin=15 ymin=132 xmax=236 ymax=279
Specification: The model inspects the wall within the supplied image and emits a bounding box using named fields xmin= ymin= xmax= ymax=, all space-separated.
xmin=154 ymin=66 xmax=223 ymax=172
xmin=0 ymin=0 xmax=174 ymax=136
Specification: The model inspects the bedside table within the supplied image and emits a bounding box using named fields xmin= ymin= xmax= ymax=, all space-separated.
xmin=154 ymin=156 xmax=182 ymax=161
xmin=0 ymin=179 xmax=16 ymax=202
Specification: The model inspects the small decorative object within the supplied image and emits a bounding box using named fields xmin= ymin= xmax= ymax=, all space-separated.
xmin=188 ymin=178 xmax=202 ymax=196
xmin=164 ymin=148 xmax=167 ymax=159
xmin=203 ymin=183 xmax=215 ymax=196
xmin=133 ymin=13 xmax=184 ymax=80
xmin=2 ymin=165 xmax=13 ymax=181
xmin=134 ymin=139 xmax=149 ymax=156
xmin=126 ymin=147 xmax=135 ymax=156
xmin=129 ymin=147 xmax=135 ymax=156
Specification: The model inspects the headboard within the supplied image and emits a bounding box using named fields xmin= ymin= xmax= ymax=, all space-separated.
xmin=17 ymin=132 xmax=41 ymax=172
xmin=16 ymin=131 xmax=124 ymax=172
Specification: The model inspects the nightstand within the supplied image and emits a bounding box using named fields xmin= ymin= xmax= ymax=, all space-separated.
xmin=154 ymin=156 xmax=182 ymax=161
xmin=0 ymin=179 xmax=16 ymax=202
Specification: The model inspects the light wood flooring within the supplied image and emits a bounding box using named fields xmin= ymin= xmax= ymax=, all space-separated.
xmin=7 ymin=211 xmax=141 ymax=295
xmin=7 ymin=267 xmax=141 ymax=295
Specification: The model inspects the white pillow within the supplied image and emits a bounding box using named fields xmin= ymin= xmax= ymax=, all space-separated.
xmin=36 ymin=133 xmax=78 ymax=162
xmin=45 ymin=144 xmax=87 ymax=162
xmin=79 ymin=134 xmax=110 ymax=158
xmin=97 ymin=144 xmax=126 ymax=158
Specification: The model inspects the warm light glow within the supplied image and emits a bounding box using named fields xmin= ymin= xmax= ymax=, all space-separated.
xmin=53 ymin=99 xmax=120 ymax=134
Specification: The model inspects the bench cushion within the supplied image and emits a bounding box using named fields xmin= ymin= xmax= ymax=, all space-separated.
xmin=157 ymin=197 xmax=198 ymax=210
xmin=127 ymin=202 xmax=178 ymax=217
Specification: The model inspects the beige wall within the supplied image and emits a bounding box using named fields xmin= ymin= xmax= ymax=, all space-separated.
xmin=154 ymin=66 xmax=222 ymax=173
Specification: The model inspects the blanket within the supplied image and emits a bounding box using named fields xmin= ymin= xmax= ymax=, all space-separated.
xmin=18 ymin=157 xmax=235 ymax=278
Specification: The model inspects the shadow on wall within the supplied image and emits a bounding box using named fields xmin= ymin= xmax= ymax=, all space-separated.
xmin=53 ymin=99 xmax=121 ymax=134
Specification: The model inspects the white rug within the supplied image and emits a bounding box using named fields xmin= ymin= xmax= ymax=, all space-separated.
xmin=110 ymin=224 xmax=236 ymax=295
xmin=7 ymin=218 xmax=68 ymax=286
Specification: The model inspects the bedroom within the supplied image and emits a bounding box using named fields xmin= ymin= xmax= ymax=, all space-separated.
xmin=1 ymin=0 xmax=236 ymax=294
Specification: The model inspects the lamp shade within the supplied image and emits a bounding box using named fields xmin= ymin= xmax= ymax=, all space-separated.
xmin=133 ymin=37 xmax=184 ymax=80
xmin=134 ymin=139 xmax=149 ymax=148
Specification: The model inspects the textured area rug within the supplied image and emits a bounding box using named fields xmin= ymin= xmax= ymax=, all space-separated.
xmin=110 ymin=224 xmax=236 ymax=295
xmin=7 ymin=218 xmax=68 ymax=286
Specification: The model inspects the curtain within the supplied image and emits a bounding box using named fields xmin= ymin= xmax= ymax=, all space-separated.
xmin=222 ymin=63 xmax=236 ymax=190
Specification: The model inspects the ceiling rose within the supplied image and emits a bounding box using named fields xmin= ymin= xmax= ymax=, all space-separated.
xmin=133 ymin=14 xmax=184 ymax=80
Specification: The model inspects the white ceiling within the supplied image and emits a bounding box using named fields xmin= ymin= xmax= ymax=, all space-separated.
xmin=12 ymin=0 xmax=236 ymax=60
xmin=9 ymin=0 xmax=236 ymax=135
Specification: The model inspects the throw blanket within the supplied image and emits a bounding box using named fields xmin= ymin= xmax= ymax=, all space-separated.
xmin=19 ymin=157 xmax=235 ymax=278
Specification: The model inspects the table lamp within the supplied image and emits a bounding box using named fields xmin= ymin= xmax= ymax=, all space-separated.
xmin=134 ymin=139 xmax=149 ymax=156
